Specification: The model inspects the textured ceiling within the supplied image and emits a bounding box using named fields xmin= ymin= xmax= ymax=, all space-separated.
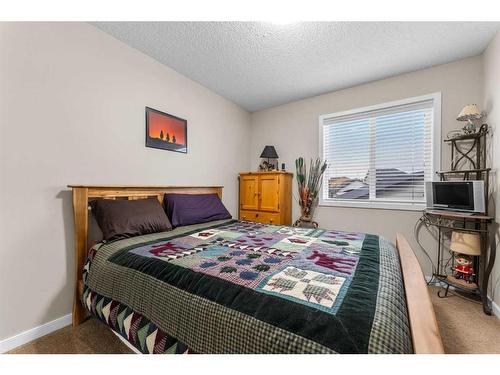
xmin=92 ymin=22 xmax=500 ymax=112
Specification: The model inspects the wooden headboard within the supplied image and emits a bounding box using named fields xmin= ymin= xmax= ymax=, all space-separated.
xmin=67 ymin=185 xmax=223 ymax=326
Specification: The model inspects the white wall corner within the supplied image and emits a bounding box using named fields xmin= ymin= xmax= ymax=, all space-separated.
xmin=0 ymin=314 xmax=72 ymax=353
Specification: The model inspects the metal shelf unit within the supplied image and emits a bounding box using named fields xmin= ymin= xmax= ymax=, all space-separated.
xmin=418 ymin=124 xmax=495 ymax=315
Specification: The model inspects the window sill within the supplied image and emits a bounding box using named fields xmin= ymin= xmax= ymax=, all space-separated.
xmin=319 ymin=199 xmax=426 ymax=212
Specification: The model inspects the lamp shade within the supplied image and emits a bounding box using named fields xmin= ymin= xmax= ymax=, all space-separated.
xmin=457 ymin=104 xmax=483 ymax=122
xmin=450 ymin=231 xmax=481 ymax=256
xmin=260 ymin=145 xmax=279 ymax=159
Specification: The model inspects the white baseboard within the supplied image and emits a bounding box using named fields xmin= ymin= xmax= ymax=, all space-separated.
xmin=0 ymin=314 xmax=72 ymax=353
xmin=492 ymin=300 xmax=500 ymax=319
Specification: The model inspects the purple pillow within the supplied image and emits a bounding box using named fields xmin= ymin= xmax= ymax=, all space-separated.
xmin=164 ymin=193 xmax=231 ymax=227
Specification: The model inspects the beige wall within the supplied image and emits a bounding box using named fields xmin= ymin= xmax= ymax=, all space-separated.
xmin=483 ymin=30 xmax=500 ymax=310
xmin=0 ymin=23 xmax=251 ymax=341
xmin=250 ymin=56 xmax=484 ymax=281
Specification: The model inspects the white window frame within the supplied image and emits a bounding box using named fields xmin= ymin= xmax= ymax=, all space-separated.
xmin=318 ymin=92 xmax=441 ymax=211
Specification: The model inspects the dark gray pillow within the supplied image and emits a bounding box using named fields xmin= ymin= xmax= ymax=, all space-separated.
xmin=90 ymin=198 xmax=172 ymax=241
xmin=164 ymin=193 xmax=231 ymax=227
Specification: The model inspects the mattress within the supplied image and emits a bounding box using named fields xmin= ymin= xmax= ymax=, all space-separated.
xmin=82 ymin=219 xmax=412 ymax=354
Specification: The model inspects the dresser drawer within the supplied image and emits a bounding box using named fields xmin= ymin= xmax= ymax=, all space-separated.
xmin=239 ymin=210 xmax=259 ymax=222
xmin=255 ymin=212 xmax=281 ymax=225
xmin=239 ymin=210 xmax=281 ymax=225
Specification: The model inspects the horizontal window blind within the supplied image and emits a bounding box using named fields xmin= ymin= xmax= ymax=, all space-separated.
xmin=321 ymin=99 xmax=435 ymax=205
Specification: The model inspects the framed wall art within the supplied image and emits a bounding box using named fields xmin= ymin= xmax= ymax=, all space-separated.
xmin=145 ymin=106 xmax=187 ymax=153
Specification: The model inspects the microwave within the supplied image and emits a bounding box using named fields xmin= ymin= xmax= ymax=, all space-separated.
xmin=425 ymin=181 xmax=485 ymax=213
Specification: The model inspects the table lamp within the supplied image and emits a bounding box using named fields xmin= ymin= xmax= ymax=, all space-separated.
xmin=450 ymin=231 xmax=481 ymax=256
xmin=260 ymin=145 xmax=279 ymax=169
xmin=457 ymin=104 xmax=483 ymax=134
xmin=450 ymin=231 xmax=480 ymax=284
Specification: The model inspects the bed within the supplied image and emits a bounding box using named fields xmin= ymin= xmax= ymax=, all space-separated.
xmin=69 ymin=185 xmax=444 ymax=354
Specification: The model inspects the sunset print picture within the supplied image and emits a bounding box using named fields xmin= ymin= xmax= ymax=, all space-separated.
xmin=145 ymin=107 xmax=187 ymax=153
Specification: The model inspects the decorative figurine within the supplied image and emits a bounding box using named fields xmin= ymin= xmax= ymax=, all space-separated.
xmin=461 ymin=122 xmax=476 ymax=135
xmin=453 ymin=253 xmax=475 ymax=284
xmin=258 ymin=160 xmax=276 ymax=171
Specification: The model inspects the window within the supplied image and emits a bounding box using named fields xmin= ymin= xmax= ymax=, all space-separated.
xmin=319 ymin=93 xmax=441 ymax=210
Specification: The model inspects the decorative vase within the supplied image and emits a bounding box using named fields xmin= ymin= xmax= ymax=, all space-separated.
xmin=295 ymin=198 xmax=319 ymax=228
xmin=293 ymin=157 xmax=327 ymax=229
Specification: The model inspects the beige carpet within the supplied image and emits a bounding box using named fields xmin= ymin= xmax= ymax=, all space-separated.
xmin=429 ymin=285 xmax=500 ymax=354
xmin=8 ymin=318 xmax=132 ymax=354
xmin=8 ymin=286 xmax=500 ymax=354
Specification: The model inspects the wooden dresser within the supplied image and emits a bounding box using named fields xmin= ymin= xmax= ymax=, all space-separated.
xmin=239 ymin=171 xmax=293 ymax=225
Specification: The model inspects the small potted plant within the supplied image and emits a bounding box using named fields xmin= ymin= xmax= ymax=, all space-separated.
xmin=294 ymin=157 xmax=327 ymax=228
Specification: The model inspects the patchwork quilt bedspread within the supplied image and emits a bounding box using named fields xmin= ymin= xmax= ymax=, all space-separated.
xmin=82 ymin=219 xmax=412 ymax=354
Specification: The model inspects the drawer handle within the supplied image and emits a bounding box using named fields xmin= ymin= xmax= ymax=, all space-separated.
xmin=256 ymin=213 xmax=259 ymax=217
